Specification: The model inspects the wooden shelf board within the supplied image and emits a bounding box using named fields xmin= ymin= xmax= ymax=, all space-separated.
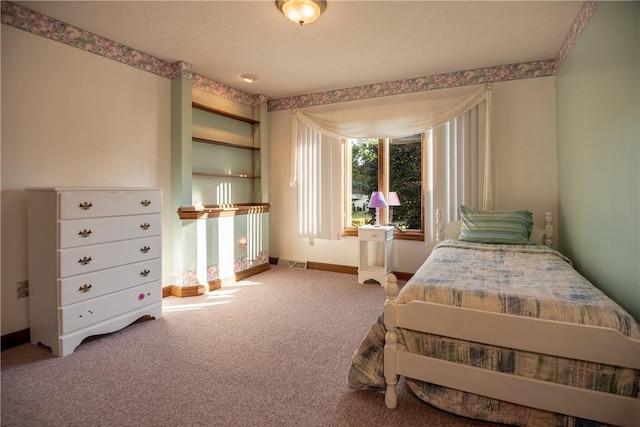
xmin=192 ymin=172 xmax=260 ymax=179
xmin=192 ymin=102 xmax=259 ymax=124
xmin=192 ymin=137 xmax=259 ymax=151
xmin=178 ymin=203 xmax=270 ymax=220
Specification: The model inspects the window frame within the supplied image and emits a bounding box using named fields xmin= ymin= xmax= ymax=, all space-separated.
xmin=342 ymin=136 xmax=426 ymax=241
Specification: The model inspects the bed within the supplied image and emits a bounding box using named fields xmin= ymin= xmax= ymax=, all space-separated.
xmin=348 ymin=207 xmax=640 ymax=427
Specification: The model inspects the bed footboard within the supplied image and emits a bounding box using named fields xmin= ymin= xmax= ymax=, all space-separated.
xmin=382 ymin=273 xmax=640 ymax=426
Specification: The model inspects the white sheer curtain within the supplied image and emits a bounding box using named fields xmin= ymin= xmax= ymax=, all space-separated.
xmin=290 ymin=84 xmax=492 ymax=245
xmin=291 ymin=119 xmax=341 ymax=244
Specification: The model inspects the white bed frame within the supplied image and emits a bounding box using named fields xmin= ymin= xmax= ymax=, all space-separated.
xmin=383 ymin=211 xmax=640 ymax=427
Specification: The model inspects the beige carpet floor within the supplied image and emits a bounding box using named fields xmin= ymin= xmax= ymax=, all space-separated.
xmin=1 ymin=265 xmax=502 ymax=427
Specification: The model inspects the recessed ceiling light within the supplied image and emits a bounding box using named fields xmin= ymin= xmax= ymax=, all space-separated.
xmin=241 ymin=74 xmax=258 ymax=83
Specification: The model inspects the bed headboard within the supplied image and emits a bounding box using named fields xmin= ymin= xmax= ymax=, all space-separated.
xmin=435 ymin=210 xmax=554 ymax=247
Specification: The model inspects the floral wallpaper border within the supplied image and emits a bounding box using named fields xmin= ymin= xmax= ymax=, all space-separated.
xmin=267 ymin=60 xmax=556 ymax=112
xmin=555 ymin=1 xmax=598 ymax=71
xmin=2 ymin=0 xmax=595 ymax=112
xmin=1 ymin=1 xmax=175 ymax=78
xmin=172 ymin=251 xmax=270 ymax=287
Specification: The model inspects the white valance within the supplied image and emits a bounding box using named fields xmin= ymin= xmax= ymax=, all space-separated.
xmin=293 ymin=84 xmax=490 ymax=139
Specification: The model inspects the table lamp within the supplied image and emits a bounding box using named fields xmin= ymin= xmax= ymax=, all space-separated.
xmin=368 ymin=191 xmax=388 ymax=226
xmin=387 ymin=191 xmax=401 ymax=223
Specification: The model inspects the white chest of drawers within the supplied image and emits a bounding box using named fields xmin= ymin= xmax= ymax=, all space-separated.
xmin=27 ymin=188 xmax=163 ymax=356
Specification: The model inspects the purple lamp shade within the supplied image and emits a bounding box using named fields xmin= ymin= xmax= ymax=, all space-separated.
xmin=368 ymin=191 xmax=388 ymax=209
xmin=368 ymin=191 xmax=387 ymax=226
xmin=387 ymin=191 xmax=400 ymax=223
xmin=387 ymin=192 xmax=401 ymax=206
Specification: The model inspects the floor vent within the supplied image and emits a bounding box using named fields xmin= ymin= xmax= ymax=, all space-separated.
xmin=277 ymin=259 xmax=307 ymax=269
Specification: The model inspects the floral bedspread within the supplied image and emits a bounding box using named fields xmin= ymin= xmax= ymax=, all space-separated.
xmin=347 ymin=240 xmax=640 ymax=426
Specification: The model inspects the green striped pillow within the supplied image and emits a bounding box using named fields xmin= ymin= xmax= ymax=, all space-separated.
xmin=458 ymin=205 xmax=533 ymax=244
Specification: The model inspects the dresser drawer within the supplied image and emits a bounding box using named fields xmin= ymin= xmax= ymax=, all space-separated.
xmin=358 ymin=227 xmax=393 ymax=242
xmin=59 ymin=258 xmax=161 ymax=306
xmin=59 ymin=236 xmax=161 ymax=278
xmin=60 ymin=281 xmax=160 ymax=334
xmin=59 ymin=214 xmax=161 ymax=248
xmin=59 ymin=190 xmax=162 ymax=219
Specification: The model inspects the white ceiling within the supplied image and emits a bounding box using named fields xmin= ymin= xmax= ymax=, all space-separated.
xmin=15 ymin=1 xmax=584 ymax=100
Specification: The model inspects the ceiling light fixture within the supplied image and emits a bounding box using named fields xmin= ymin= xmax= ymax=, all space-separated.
xmin=241 ymin=74 xmax=257 ymax=83
xmin=275 ymin=0 xmax=327 ymax=26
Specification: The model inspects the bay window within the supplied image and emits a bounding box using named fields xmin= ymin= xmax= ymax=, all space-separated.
xmin=345 ymin=135 xmax=424 ymax=240
xmin=291 ymin=84 xmax=493 ymax=246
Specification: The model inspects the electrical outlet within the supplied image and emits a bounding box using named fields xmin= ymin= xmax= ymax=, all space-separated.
xmin=17 ymin=280 xmax=29 ymax=298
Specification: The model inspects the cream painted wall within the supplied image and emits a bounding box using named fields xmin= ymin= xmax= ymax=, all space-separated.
xmin=267 ymin=77 xmax=558 ymax=274
xmin=1 ymin=27 xmax=172 ymax=334
xmin=492 ymin=77 xmax=559 ymax=234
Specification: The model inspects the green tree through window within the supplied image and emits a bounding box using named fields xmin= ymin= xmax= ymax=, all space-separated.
xmin=350 ymin=138 xmax=378 ymax=226
xmin=389 ymin=135 xmax=422 ymax=230
xmin=347 ymin=135 xmax=423 ymax=233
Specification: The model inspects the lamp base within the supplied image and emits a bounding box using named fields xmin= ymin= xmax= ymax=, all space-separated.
xmin=373 ymin=208 xmax=381 ymax=226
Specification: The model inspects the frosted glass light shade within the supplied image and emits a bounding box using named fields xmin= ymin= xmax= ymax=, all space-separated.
xmin=276 ymin=0 xmax=327 ymax=26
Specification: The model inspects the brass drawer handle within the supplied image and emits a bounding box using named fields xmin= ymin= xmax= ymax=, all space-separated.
xmin=140 ymin=199 xmax=151 ymax=207
xmin=79 ymin=202 xmax=93 ymax=210
xmin=78 ymin=229 xmax=92 ymax=238
xmin=78 ymin=256 xmax=92 ymax=265
xmin=140 ymin=246 xmax=151 ymax=254
xmin=78 ymin=284 xmax=92 ymax=293
xmin=140 ymin=223 xmax=150 ymax=230
xmin=140 ymin=269 xmax=150 ymax=277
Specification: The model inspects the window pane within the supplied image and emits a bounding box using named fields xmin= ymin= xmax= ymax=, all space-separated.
xmin=389 ymin=134 xmax=422 ymax=230
xmin=349 ymin=138 xmax=378 ymax=227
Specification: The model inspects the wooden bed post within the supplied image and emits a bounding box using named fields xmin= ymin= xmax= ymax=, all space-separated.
xmin=384 ymin=273 xmax=399 ymax=409
xmin=434 ymin=209 xmax=444 ymax=245
xmin=543 ymin=211 xmax=553 ymax=247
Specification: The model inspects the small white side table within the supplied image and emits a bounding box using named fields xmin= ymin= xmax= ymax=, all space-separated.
xmin=357 ymin=225 xmax=394 ymax=285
